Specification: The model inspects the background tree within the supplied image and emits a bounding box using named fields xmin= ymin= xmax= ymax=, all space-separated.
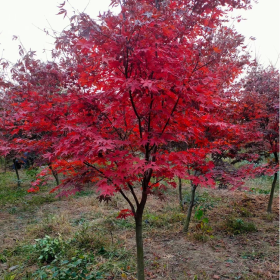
xmin=236 ymin=64 xmax=279 ymax=212
xmin=0 ymin=51 xmax=71 ymax=188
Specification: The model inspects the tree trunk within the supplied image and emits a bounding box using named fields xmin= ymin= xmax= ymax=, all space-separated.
xmin=4 ymin=156 xmax=6 ymax=173
xmin=48 ymin=164 xmax=60 ymax=186
xmin=135 ymin=214 xmax=145 ymax=280
xmin=13 ymin=159 xmax=21 ymax=188
xmin=183 ymin=184 xmax=197 ymax=232
xmin=155 ymin=0 xmax=159 ymax=10
xmin=178 ymin=176 xmax=183 ymax=210
xmin=52 ymin=170 xmax=60 ymax=186
xmin=49 ymin=164 xmax=61 ymax=199
xmin=267 ymin=152 xmax=279 ymax=213
xmin=267 ymin=172 xmax=278 ymax=213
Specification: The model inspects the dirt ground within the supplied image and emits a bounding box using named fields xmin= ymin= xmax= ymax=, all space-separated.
xmin=0 ymin=177 xmax=279 ymax=280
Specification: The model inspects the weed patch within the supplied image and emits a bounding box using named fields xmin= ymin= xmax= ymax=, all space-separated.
xmin=33 ymin=235 xmax=65 ymax=263
xmin=224 ymin=217 xmax=257 ymax=235
xmin=71 ymin=225 xmax=110 ymax=252
xmin=113 ymin=217 xmax=134 ymax=229
xmin=32 ymin=253 xmax=101 ymax=280
xmin=241 ymin=250 xmax=265 ymax=260
xmin=238 ymin=206 xmax=253 ymax=217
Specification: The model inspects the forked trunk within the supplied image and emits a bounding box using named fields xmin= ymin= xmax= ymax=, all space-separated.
xmin=183 ymin=184 xmax=197 ymax=232
xmin=135 ymin=214 xmax=145 ymax=280
xmin=267 ymin=172 xmax=278 ymax=213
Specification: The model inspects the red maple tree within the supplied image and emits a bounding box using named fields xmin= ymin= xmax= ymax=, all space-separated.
xmin=234 ymin=63 xmax=279 ymax=212
xmin=1 ymin=0 xmax=255 ymax=279
xmin=0 ymin=53 xmax=68 ymax=187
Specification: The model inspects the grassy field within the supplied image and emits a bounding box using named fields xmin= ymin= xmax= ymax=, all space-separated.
xmin=0 ymin=167 xmax=279 ymax=280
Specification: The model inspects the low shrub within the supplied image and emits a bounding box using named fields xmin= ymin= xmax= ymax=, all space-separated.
xmin=32 ymin=254 xmax=101 ymax=280
xmin=33 ymin=235 xmax=65 ymax=263
xmin=225 ymin=217 xmax=257 ymax=235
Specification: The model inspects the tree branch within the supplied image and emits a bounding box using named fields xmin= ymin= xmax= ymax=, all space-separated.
xmin=127 ymin=182 xmax=140 ymax=206
xmin=161 ymin=95 xmax=180 ymax=135
xmin=129 ymin=90 xmax=143 ymax=138
xmin=149 ymin=177 xmax=165 ymax=187
xmin=102 ymin=113 xmax=124 ymax=140
xmin=194 ymin=59 xmax=216 ymax=72
xmin=119 ymin=188 xmax=136 ymax=214
xmin=84 ymin=161 xmax=136 ymax=213
xmin=84 ymin=161 xmax=114 ymax=183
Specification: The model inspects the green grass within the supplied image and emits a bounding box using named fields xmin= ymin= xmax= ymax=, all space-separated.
xmin=0 ymin=170 xmax=58 ymax=212
xmin=22 ymin=195 xmax=57 ymax=211
xmin=0 ymin=172 xmax=29 ymax=206
xmin=74 ymin=189 xmax=95 ymax=197
xmin=143 ymin=212 xmax=185 ymax=229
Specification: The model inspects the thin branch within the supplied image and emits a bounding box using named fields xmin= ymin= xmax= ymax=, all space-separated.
xmin=32 ymin=24 xmax=57 ymax=39
xmin=194 ymin=59 xmax=216 ymax=72
xmin=82 ymin=0 xmax=91 ymax=13
xmin=116 ymin=67 xmax=125 ymax=75
xmin=84 ymin=161 xmax=116 ymax=185
xmin=125 ymin=43 xmax=129 ymax=78
xmin=148 ymin=93 xmax=154 ymax=133
xmin=149 ymin=177 xmax=165 ymax=188
xmin=161 ymin=95 xmax=180 ymax=135
xmin=102 ymin=113 xmax=124 ymax=140
xmin=119 ymin=189 xmax=136 ymax=214
xmin=191 ymin=51 xmax=201 ymax=74
xmin=129 ymin=90 xmax=143 ymax=138
xmin=230 ymin=159 xmax=242 ymax=165
xmin=113 ymin=161 xmax=139 ymax=206
xmin=84 ymin=161 xmax=136 ymax=213
xmin=127 ymin=182 xmax=140 ymax=206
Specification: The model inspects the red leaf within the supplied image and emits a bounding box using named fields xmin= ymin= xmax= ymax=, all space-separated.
xmin=116 ymin=209 xmax=134 ymax=219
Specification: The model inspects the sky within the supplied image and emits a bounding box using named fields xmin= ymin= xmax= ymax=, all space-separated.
xmin=0 ymin=0 xmax=279 ymax=69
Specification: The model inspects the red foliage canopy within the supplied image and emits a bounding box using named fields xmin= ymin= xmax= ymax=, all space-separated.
xmin=0 ymin=0 xmax=255 ymax=205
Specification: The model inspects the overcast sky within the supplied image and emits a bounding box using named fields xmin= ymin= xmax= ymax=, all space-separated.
xmin=0 ymin=0 xmax=279 ymax=69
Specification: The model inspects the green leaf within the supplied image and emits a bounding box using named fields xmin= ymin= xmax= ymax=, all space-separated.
xmin=202 ymin=217 xmax=209 ymax=224
xmin=194 ymin=209 xmax=204 ymax=220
